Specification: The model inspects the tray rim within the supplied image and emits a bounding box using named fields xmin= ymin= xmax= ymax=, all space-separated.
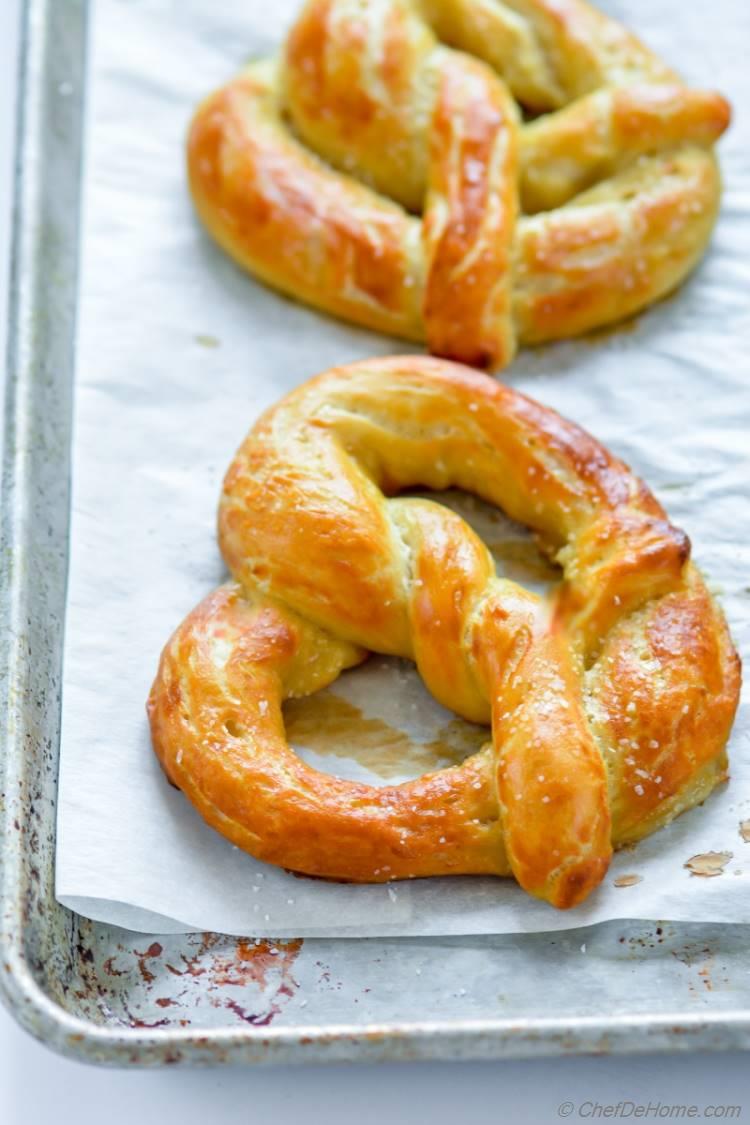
xmin=2 ymin=0 xmax=750 ymax=1067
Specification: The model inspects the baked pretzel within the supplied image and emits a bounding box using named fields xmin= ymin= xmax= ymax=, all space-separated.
xmin=148 ymin=357 xmax=740 ymax=908
xmin=187 ymin=0 xmax=730 ymax=369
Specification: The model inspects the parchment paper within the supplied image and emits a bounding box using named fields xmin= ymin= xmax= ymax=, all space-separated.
xmin=56 ymin=0 xmax=750 ymax=936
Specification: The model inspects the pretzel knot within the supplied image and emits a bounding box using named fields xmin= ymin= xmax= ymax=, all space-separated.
xmin=187 ymin=0 xmax=730 ymax=370
xmin=148 ymin=358 xmax=740 ymax=908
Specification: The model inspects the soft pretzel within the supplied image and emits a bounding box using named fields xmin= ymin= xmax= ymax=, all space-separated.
xmin=148 ymin=357 xmax=740 ymax=909
xmin=187 ymin=0 xmax=730 ymax=369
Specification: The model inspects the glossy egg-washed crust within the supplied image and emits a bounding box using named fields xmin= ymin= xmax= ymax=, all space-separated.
xmin=187 ymin=0 xmax=731 ymax=370
xmin=148 ymin=358 xmax=740 ymax=909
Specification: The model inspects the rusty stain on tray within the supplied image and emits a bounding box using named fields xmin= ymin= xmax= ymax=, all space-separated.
xmin=739 ymin=819 xmax=750 ymax=842
xmin=89 ymin=932 xmax=307 ymax=1030
xmin=214 ymin=938 xmax=302 ymax=990
xmin=684 ymin=852 xmax=733 ymax=878
xmin=218 ymin=939 xmax=302 ymax=1026
xmin=134 ymin=941 xmax=163 ymax=983
xmin=670 ymin=941 xmax=731 ymax=995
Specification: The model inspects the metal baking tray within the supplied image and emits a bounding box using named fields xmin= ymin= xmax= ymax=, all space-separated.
xmin=2 ymin=0 xmax=750 ymax=1067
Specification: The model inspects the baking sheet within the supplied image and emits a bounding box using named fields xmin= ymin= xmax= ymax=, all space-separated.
xmin=56 ymin=0 xmax=750 ymax=937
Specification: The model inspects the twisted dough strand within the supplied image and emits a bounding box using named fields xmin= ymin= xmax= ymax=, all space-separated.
xmin=149 ymin=358 xmax=740 ymax=908
xmin=188 ymin=0 xmax=730 ymax=369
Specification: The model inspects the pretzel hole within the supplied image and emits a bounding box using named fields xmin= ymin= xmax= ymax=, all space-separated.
xmin=284 ymin=657 xmax=488 ymax=785
xmin=412 ymin=488 xmax=562 ymax=593
xmin=286 ymin=491 xmax=561 ymax=785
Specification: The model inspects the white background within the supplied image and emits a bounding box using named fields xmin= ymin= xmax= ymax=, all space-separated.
xmin=0 ymin=1 xmax=748 ymax=1121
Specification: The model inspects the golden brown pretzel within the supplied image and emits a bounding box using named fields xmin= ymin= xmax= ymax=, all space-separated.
xmin=187 ymin=0 xmax=730 ymax=369
xmin=148 ymin=357 xmax=740 ymax=908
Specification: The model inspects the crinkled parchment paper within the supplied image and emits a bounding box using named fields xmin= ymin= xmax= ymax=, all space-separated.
xmin=56 ymin=0 xmax=750 ymax=935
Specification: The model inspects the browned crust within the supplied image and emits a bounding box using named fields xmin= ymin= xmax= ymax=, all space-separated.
xmin=148 ymin=357 xmax=741 ymax=908
xmin=186 ymin=0 xmax=730 ymax=368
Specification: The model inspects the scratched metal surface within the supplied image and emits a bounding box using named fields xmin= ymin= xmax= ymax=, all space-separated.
xmin=1 ymin=0 xmax=750 ymax=1067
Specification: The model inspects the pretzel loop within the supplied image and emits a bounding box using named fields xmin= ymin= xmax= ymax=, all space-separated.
xmin=149 ymin=358 xmax=740 ymax=908
xmin=188 ymin=0 xmax=730 ymax=369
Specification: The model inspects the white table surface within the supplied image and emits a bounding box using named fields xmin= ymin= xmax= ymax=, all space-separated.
xmin=0 ymin=2 xmax=748 ymax=1121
